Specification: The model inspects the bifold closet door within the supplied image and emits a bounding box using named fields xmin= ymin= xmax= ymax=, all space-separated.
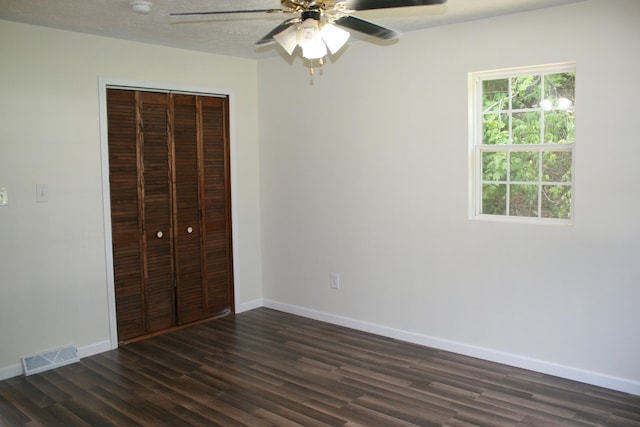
xmin=107 ymin=90 xmax=175 ymax=341
xmin=172 ymin=94 xmax=206 ymax=324
xmin=107 ymin=89 xmax=233 ymax=342
xmin=200 ymin=96 xmax=234 ymax=317
xmin=173 ymin=94 xmax=234 ymax=323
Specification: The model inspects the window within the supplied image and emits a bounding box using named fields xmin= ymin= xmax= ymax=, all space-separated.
xmin=469 ymin=63 xmax=575 ymax=223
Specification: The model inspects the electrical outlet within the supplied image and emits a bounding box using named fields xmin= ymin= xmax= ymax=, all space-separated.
xmin=0 ymin=187 xmax=7 ymax=206
xmin=330 ymin=272 xmax=340 ymax=290
xmin=36 ymin=184 xmax=49 ymax=203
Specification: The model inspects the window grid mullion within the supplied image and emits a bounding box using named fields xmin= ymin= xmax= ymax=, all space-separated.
xmin=540 ymin=75 xmax=546 ymax=145
xmin=538 ymin=150 xmax=543 ymax=218
xmin=506 ymin=151 xmax=511 ymax=216
xmin=506 ymin=77 xmax=513 ymax=216
xmin=472 ymin=62 xmax=574 ymax=223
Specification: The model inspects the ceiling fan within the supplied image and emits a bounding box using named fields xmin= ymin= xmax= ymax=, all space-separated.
xmin=171 ymin=0 xmax=447 ymax=69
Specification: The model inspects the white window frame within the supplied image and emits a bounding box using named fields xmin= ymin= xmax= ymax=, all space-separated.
xmin=468 ymin=62 xmax=576 ymax=225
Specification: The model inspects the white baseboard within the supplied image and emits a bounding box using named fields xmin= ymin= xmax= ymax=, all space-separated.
xmin=0 ymin=340 xmax=113 ymax=382
xmin=263 ymin=299 xmax=640 ymax=396
xmin=0 ymin=300 xmax=262 ymax=381
xmin=3 ymin=303 xmax=637 ymax=396
xmin=235 ymin=298 xmax=263 ymax=314
xmin=0 ymin=363 xmax=23 ymax=381
xmin=78 ymin=340 xmax=113 ymax=358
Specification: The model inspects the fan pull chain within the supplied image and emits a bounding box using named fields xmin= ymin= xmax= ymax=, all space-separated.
xmin=309 ymin=57 xmax=325 ymax=76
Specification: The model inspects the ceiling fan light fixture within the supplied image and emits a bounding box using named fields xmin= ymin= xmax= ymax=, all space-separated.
xmin=320 ymin=23 xmax=350 ymax=54
xmin=273 ymin=18 xmax=349 ymax=60
xmin=172 ymin=0 xmax=449 ymax=68
xmin=273 ymin=25 xmax=298 ymax=55
xmin=297 ymin=18 xmax=327 ymax=60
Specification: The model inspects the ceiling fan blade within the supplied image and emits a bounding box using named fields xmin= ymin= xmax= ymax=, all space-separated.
xmin=170 ymin=9 xmax=280 ymax=16
xmin=343 ymin=0 xmax=446 ymax=11
xmin=256 ymin=19 xmax=300 ymax=45
xmin=334 ymin=15 xmax=398 ymax=40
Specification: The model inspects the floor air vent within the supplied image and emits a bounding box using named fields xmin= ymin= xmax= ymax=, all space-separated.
xmin=22 ymin=345 xmax=79 ymax=376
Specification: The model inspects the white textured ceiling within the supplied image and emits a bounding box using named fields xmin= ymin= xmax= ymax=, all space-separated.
xmin=0 ymin=0 xmax=584 ymax=59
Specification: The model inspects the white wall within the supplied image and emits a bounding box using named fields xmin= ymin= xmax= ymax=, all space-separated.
xmin=1 ymin=0 xmax=638 ymax=395
xmin=0 ymin=21 xmax=263 ymax=378
xmin=258 ymin=0 xmax=640 ymax=394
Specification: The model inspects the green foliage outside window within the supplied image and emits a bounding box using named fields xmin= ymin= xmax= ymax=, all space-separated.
xmin=478 ymin=69 xmax=575 ymax=220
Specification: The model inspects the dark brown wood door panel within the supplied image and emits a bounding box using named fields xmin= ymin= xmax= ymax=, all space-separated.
xmin=202 ymin=97 xmax=234 ymax=317
xmin=107 ymin=89 xmax=146 ymax=340
xmin=140 ymin=92 xmax=175 ymax=333
xmin=107 ymin=89 xmax=233 ymax=343
xmin=173 ymin=94 xmax=206 ymax=324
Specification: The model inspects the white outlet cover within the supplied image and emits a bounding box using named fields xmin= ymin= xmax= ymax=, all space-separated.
xmin=0 ymin=187 xmax=7 ymax=205
xmin=330 ymin=272 xmax=340 ymax=289
xmin=36 ymin=184 xmax=49 ymax=202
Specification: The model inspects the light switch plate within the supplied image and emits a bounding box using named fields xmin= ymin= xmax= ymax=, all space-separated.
xmin=0 ymin=187 xmax=7 ymax=206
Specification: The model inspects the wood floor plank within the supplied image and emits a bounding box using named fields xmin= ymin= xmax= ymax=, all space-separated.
xmin=0 ymin=396 xmax=31 ymax=425
xmin=1 ymin=307 xmax=638 ymax=426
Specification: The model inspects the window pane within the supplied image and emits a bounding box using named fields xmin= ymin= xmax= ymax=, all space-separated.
xmin=544 ymin=72 xmax=575 ymax=109
xmin=483 ymin=79 xmax=509 ymax=112
xmin=482 ymin=151 xmax=507 ymax=181
xmin=482 ymin=184 xmax=506 ymax=215
xmin=509 ymin=184 xmax=538 ymax=217
xmin=472 ymin=64 xmax=574 ymax=223
xmin=542 ymin=185 xmax=571 ymax=219
xmin=483 ymin=113 xmax=509 ymax=144
xmin=511 ymin=75 xmax=541 ymax=109
xmin=513 ymin=111 xmax=541 ymax=144
xmin=510 ymin=151 xmax=539 ymax=182
xmin=544 ymin=110 xmax=574 ymax=143
xmin=542 ymin=151 xmax=572 ymax=182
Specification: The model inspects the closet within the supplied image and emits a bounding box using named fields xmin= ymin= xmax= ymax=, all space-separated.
xmin=106 ymin=88 xmax=233 ymax=343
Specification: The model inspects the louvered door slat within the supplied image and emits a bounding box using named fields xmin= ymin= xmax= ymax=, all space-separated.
xmin=140 ymin=92 xmax=175 ymax=332
xmin=201 ymin=97 xmax=233 ymax=316
xmin=107 ymin=89 xmax=146 ymax=340
xmin=108 ymin=90 xmax=176 ymax=341
xmin=172 ymin=94 xmax=206 ymax=324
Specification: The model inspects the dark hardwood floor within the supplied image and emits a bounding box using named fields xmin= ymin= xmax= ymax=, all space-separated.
xmin=1 ymin=308 xmax=639 ymax=426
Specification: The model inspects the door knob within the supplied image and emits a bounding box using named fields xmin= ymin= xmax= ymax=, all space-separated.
xmin=186 ymin=226 xmax=193 ymax=234
xmin=156 ymin=231 xmax=163 ymax=238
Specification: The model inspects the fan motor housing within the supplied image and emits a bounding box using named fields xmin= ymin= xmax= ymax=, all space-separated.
xmin=301 ymin=10 xmax=321 ymax=21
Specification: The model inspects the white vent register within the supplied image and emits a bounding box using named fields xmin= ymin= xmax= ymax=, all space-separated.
xmin=22 ymin=345 xmax=79 ymax=376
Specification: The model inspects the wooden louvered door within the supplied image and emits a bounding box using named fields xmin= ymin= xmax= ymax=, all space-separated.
xmin=139 ymin=92 xmax=176 ymax=333
xmin=107 ymin=89 xmax=146 ymax=340
xmin=173 ymin=95 xmax=204 ymax=323
xmin=172 ymin=94 xmax=207 ymax=324
xmin=107 ymin=88 xmax=233 ymax=343
xmin=172 ymin=94 xmax=234 ymax=323
xmin=200 ymin=97 xmax=234 ymax=316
